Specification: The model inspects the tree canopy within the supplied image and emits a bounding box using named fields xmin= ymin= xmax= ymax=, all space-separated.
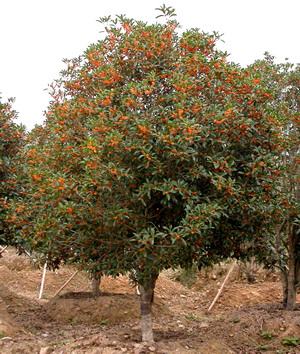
xmin=0 ymin=96 xmax=24 ymax=245
xmin=247 ymin=54 xmax=300 ymax=310
xmin=5 ymin=7 xmax=288 ymax=340
xmin=9 ymin=12 xmax=282 ymax=276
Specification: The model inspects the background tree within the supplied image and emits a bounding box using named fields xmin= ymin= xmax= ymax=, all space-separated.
xmin=8 ymin=7 xmax=283 ymax=340
xmin=248 ymin=54 xmax=300 ymax=310
xmin=0 ymin=96 xmax=24 ymax=247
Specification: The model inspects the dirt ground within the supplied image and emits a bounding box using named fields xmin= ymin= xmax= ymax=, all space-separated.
xmin=0 ymin=248 xmax=299 ymax=353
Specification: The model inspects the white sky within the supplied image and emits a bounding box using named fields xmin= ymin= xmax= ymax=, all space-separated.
xmin=1 ymin=0 xmax=299 ymax=130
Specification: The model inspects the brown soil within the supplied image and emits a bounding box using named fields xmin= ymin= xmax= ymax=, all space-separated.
xmin=0 ymin=248 xmax=299 ymax=353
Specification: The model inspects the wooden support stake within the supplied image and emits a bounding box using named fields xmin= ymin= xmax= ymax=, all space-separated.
xmin=39 ymin=262 xmax=48 ymax=299
xmin=51 ymin=270 xmax=79 ymax=299
xmin=0 ymin=246 xmax=8 ymax=255
xmin=207 ymin=260 xmax=236 ymax=312
xmin=24 ymin=250 xmax=37 ymax=262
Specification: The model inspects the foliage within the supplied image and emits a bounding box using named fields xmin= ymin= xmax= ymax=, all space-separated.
xmin=260 ymin=330 xmax=275 ymax=339
xmin=253 ymin=344 xmax=270 ymax=351
xmin=238 ymin=257 xmax=260 ymax=283
xmin=247 ymin=54 xmax=300 ymax=309
xmin=165 ymin=264 xmax=199 ymax=288
xmin=0 ymin=96 xmax=24 ymax=246
xmin=7 ymin=10 xmax=282 ymax=284
xmin=281 ymin=337 xmax=299 ymax=347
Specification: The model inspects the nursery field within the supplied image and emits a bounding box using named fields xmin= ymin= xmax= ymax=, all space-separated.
xmin=0 ymin=248 xmax=299 ymax=353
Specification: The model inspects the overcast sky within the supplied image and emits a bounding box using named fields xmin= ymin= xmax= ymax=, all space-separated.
xmin=1 ymin=0 xmax=299 ymax=130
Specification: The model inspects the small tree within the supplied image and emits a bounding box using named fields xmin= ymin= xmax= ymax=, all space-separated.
xmin=9 ymin=7 xmax=282 ymax=340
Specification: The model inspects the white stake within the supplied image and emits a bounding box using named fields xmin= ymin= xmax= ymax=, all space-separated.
xmin=39 ymin=262 xmax=47 ymax=299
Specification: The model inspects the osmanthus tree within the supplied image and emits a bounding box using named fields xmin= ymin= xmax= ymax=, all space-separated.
xmin=8 ymin=7 xmax=282 ymax=341
xmin=0 ymin=96 xmax=24 ymax=247
xmin=247 ymin=54 xmax=300 ymax=310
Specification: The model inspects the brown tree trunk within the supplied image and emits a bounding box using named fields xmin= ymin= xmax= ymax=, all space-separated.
xmin=285 ymin=258 xmax=296 ymax=310
xmin=139 ymin=273 xmax=158 ymax=342
xmin=280 ymin=264 xmax=298 ymax=311
xmin=282 ymin=225 xmax=299 ymax=310
xmin=281 ymin=268 xmax=288 ymax=308
xmin=91 ymin=275 xmax=101 ymax=296
xmin=296 ymin=258 xmax=300 ymax=292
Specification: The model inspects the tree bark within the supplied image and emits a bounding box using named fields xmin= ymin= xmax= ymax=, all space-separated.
xmin=281 ymin=268 xmax=288 ymax=308
xmin=282 ymin=225 xmax=299 ymax=310
xmin=92 ymin=275 xmax=101 ymax=296
xmin=285 ymin=257 xmax=296 ymax=310
xmin=281 ymin=257 xmax=298 ymax=310
xmin=139 ymin=273 xmax=158 ymax=342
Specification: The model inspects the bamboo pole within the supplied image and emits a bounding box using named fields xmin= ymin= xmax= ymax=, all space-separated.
xmin=24 ymin=250 xmax=37 ymax=262
xmin=0 ymin=246 xmax=8 ymax=255
xmin=51 ymin=270 xmax=79 ymax=299
xmin=207 ymin=260 xmax=236 ymax=312
xmin=39 ymin=262 xmax=48 ymax=299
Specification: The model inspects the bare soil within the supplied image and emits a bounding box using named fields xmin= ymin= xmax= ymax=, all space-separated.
xmin=0 ymin=248 xmax=299 ymax=353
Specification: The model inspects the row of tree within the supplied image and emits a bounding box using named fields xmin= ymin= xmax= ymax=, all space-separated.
xmin=1 ymin=6 xmax=299 ymax=342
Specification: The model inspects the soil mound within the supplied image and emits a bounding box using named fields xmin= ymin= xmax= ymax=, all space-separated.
xmin=44 ymin=292 xmax=169 ymax=325
xmin=0 ymin=286 xmax=26 ymax=336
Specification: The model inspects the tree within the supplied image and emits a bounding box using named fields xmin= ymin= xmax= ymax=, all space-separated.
xmin=0 ymin=96 xmax=24 ymax=247
xmin=248 ymin=54 xmax=300 ymax=310
xmin=9 ymin=7 xmax=282 ymax=340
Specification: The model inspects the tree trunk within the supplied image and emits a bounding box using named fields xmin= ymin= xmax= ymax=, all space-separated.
xmin=139 ymin=273 xmax=158 ymax=342
xmin=91 ymin=275 xmax=101 ymax=296
xmin=282 ymin=225 xmax=299 ymax=310
xmin=279 ymin=252 xmax=298 ymax=310
xmin=285 ymin=258 xmax=296 ymax=310
xmin=281 ymin=268 xmax=288 ymax=308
